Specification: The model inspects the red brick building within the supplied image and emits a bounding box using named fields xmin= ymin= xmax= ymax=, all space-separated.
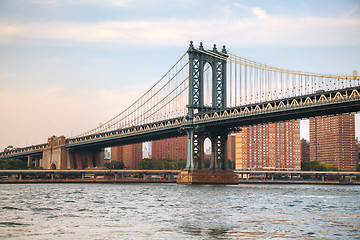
xmin=300 ymin=138 xmax=310 ymax=162
xmin=227 ymin=135 xmax=236 ymax=162
xmin=310 ymin=114 xmax=357 ymax=171
xmin=152 ymin=136 xmax=187 ymax=160
xmin=111 ymin=143 xmax=143 ymax=169
xmin=235 ymin=120 xmax=301 ymax=170
xmin=356 ymin=139 xmax=359 ymax=171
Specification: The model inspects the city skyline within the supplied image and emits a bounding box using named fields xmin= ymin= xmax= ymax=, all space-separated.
xmin=1 ymin=0 xmax=360 ymax=150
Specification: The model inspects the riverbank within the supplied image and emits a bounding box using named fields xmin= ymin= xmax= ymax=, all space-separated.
xmin=238 ymin=179 xmax=360 ymax=185
xmin=0 ymin=179 xmax=177 ymax=184
xmin=1 ymin=179 xmax=359 ymax=185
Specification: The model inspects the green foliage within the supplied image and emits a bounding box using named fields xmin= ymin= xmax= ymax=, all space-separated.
xmin=140 ymin=158 xmax=153 ymax=169
xmin=104 ymin=161 xmax=125 ymax=169
xmin=301 ymin=161 xmax=340 ymax=171
xmin=140 ymin=158 xmax=186 ymax=170
xmin=0 ymin=159 xmax=27 ymax=170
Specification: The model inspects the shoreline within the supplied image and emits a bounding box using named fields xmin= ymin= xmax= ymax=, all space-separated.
xmin=1 ymin=179 xmax=359 ymax=185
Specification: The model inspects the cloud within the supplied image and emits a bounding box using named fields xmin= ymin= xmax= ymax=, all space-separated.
xmin=251 ymin=7 xmax=269 ymax=21
xmin=0 ymin=12 xmax=359 ymax=47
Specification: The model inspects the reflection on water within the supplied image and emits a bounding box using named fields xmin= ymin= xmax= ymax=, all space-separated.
xmin=0 ymin=183 xmax=359 ymax=239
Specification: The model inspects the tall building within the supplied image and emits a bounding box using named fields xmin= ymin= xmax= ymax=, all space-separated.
xmin=104 ymin=148 xmax=111 ymax=164
xmin=310 ymin=114 xmax=356 ymax=172
xmin=227 ymin=135 xmax=236 ymax=162
xmin=152 ymin=136 xmax=187 ymax=160
xmin=300 ymin=138 xmax=310 ymax=162
xmin=111 ymin=145 xmax=123 ymax=162
xmin=356 ymin=139 xmax=359 ymax=171
xmin=143 ymin=142 xmax=151 ymax=159
xmin=235 ymin=120 xmax=301 ymax=170
xmin=111 ymin=143 xmax=143 ymax=169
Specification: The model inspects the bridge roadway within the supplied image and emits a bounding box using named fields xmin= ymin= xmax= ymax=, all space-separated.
xmin=1 ymin=86 xmax=360 ymax=159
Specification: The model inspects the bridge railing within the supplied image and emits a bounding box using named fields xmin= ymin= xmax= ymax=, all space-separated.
xmin=0 ymin=143 xmax=48 ymax=158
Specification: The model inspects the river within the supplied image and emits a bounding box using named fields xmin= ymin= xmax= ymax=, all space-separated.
xmin=0 ymin=183 xmax=359 ymax=239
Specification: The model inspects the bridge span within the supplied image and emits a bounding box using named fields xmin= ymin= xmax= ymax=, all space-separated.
xmin=1 ymin=42 xmax=359 ymax=184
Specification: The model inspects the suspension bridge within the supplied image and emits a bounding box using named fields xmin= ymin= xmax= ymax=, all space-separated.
xmin=1 ymin=41 xmax=360 ymax=183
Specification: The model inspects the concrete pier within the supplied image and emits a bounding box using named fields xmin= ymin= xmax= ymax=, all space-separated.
xmin=177 ymin=169 xmax=238 ymax=184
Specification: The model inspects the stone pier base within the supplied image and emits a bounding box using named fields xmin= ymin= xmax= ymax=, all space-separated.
xmin=176 ymin=169 xmax=238 ymax=184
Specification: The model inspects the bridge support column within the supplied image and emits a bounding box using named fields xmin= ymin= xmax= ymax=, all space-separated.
xmin=177 ymin=129 xmax=237 ymax=184
xmin=194 ymin=132 xmax=205 ymax=169
xmin=35 ymin=158 xmax=40 ymax=168
xmin=185 ymin=128 xmax=195 ymax=170
xmin=27 ymin=155 xmax=32 ymax=168
xmin=183 ymin=127 xmax=206 ymax=170
xmin=76 ymin=152 xmax=82 ymax=170
xmin=209 ymin=132 xmax=229 ymax=170
xmin=177 ymin=42 xmax=236 ymax=184
xmin=86 ymin=152 xmax=93 ymax=168
xmin=219 ymin=133 xmax=229 ymax=170
xmin=209 ymin=134 xmax=219 ymax=169
xmin=67 ymin=151 xmax=75 ymax=169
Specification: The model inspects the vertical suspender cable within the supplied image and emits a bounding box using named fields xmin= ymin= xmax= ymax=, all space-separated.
xmin=239 ymin=63 xmax=242 ymax=105
xmin=245 ymin=65 xmax=247 ymax=104
xmin=230 ymin=60 xmax=232 ymax=107
xmin=255 ymin=67 xmax=258 ymax=102
xmin=250 ymin=66 xmax=253 ymax=103
xmin=235 ymin=59 xmax=237 ymax=106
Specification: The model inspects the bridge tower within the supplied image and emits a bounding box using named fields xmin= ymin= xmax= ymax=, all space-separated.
xmin=187 ymin=41 xmax=228 ymax=115
xmin=178 ymin=41 xmax=238 ymax=184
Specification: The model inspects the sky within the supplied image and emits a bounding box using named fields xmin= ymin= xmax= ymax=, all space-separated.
xmin=0 ymin=0 xmax=359 ymax=150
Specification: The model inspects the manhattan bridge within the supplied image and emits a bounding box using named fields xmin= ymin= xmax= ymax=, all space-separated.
xmin=1 ymin=42 xmax=360 ymax=183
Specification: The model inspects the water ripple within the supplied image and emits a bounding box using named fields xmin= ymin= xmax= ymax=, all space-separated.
xmin=0 ymin=183 xmax=359 ymax=239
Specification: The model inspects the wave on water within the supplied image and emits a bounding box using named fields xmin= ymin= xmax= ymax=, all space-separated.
xmin=2 ymin=206 xmax=23 ymax=211
xmin=0 ymin=222 xmax=28 ymax=226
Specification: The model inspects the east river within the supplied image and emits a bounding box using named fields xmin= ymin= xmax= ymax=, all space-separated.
xmin=0 ymin=183 xmax=359 ymax=239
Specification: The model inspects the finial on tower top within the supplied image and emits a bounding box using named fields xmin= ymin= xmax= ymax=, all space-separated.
xmin=189 ymin=41 xmax=194 ymax=48
xmin=199 ymin=42 xmax=204 ymax=50
xmin=213 ymin=44 xmax=217 ymax=52
xmin=222 ymin=45 xmax=227 ymax=54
